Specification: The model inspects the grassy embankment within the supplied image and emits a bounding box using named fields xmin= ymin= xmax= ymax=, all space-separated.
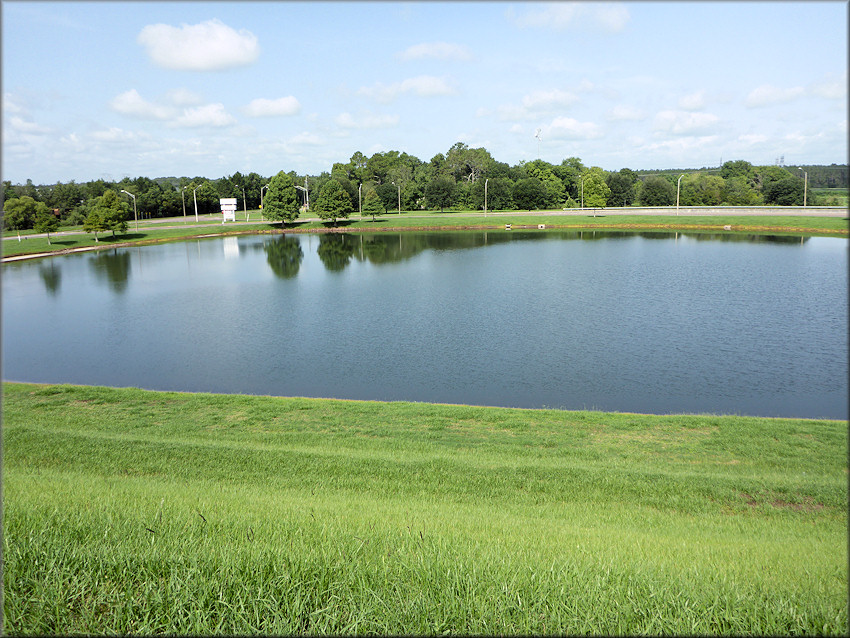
xmin=3 ymin=382 xmax=846 ymax=634
xmin=3 ymin=211 xmax=848 ymax=258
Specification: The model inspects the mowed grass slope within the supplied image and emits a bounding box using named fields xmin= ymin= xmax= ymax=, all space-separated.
xmin=3 ymin=382 xmax=847 ymax=634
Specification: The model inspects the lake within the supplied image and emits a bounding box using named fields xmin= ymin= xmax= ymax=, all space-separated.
xmin=2 ymin=230 xmax=847 ymax=419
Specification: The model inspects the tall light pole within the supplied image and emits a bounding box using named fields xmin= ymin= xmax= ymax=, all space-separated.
xmin=797 ymin=168 xmax=808 ymax=207
xmin=120 ymin=189 xmax=138 ymax=230
xmin=580 ymin=175 xmax=584 ymax=209
xmin=260 ymin=184 xmax=270 ymax=221
xmin=484 ymin=178 xmax=489 ymax=217
xmin=676 ymin=174 xmax=685 ymax=215
xmin=192 ymin=185 xmax=200 ymax=222
xmin=392 ymin=181 xmax=400 ymax=214
xmin=358 ymin=183 xmax=362 ymax=219
xmin=242 ymin=187 xmax=247 ymax=219
xmin=181 ymin=186 xmax=187 ymax=223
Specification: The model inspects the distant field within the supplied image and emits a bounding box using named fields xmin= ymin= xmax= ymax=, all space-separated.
xmin=813 ymin=188 xmax=848 ymax=207
xmin=3 ymin=382 xmax=846 ymax=635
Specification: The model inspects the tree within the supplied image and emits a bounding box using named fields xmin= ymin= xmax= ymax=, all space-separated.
xmin=3 ymin=196 xmax=41 ymax=230
xmin=91 ymin=190 xmax=129 ymax=237
xmin=376 ymin=182 xmax=399 ymax=213
xmin=313 ymin=179 xmax=353 ymax=224
xmin=722 ymin=176 xmax=762 ymax=205
xmin=679 ymin=174 xmax=724 ymax=206
xmin=512 ymin=177 xmax=548 ymax=210
xmin=638 ymin=176 xmax=676 ymax=206
xmin=424 ymin=176 xmax=456 ymax=212
xmin=33 ymin=206 xmax=60 ymax=244
xmin=580 ymin=168 xmax=611 ymax=209
xmin=763 ymin=177 xmax=804 ymax=206
xmin=263 ymin=171 xmax=300 ymax=224
xmin=361 ymin=186 xmax=383 ymax=221
xmin=83 ymin=209 xmax=107 ymax=241
xmin=606 ymin=169 xmax=638 ymax=207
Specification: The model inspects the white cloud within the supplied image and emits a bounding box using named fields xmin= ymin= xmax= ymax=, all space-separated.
xmin=109 ymin=89 xmax=176 ymax=120
xmin=809 ymin=74 xmax=847 ymax=100
xmin=171 ymin=103 xmax=236 ymax=128
xmin=508 ymin=2 xmax=629 ymax=33
xmin=358 ymin=75 xmax=456 ymax=103
xmin=653 ymin=110 xmax=720 ymax=135
xmin=607 ymin=105 xmax=645 ymax=121
xmin=397 ymin=41 xmax=472 ymax=62
xmin=243 ymin=96 xmax=301 ymax=117
xmin=546 ymin=116 xmax=603 ymax=140
xmin=678 ymin=90 xmax=706 ymax=111
xmin=137 ymin=19 xmax=259 ymax=71
xmin=736 ymin=133 xmax=769 ymax=146
xmin=521 ymin=89 xmax=579 ymax=110
xmin=8 ymin=116 xmax=51 ymax=135
xmin=335 ymin=112 xmax=399 ymax=129
xmin=166 ymin=88 xmax=204 ymax=106
xmin=745 ymin=84 xmax=804 ymax=108
xmin=3 ymin=93 xmax=26 ymax=115
xmin=289 ymin=131 xmax=323 ymax=146
xmin=91 ymin=127 xmax=147 ymax=143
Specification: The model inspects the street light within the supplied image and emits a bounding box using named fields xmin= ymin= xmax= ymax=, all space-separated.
xmin=797 ymin=168 xmax=808 ymax=207
xmin=358 ymin=183 xmax=362 ymax=219
xmin=119 ymin=189 xmax=138 ymax=230
xmin=392 ymin=181 xmax=401 ymax=214
xmin=192 ymin=185 xmax=200 ymax=222
xmin=181 ymin=186 xmax=187 ymax=223
xmin=260 ymin=184 xmax=270 ymax=220
xmin=580 ymin=175 xmax=584 ymax=209
xmin=484 ymin=178 xmax=489 ymax=217
xmin=676 ymin=174 xmax=685 ymax=215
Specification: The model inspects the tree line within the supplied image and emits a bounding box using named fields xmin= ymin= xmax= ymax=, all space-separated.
xmin=3 ymin=144 xmax=847 ymax=231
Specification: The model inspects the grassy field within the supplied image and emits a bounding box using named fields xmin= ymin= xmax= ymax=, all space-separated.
xmin=3 ymin=382 xmax=847 ymax=635
xmin=3 ymin=211 xmax=848 ymax=258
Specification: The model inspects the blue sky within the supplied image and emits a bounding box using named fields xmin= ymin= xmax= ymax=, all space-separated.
xmin=2 ymin=1 xmax=847 ymax=184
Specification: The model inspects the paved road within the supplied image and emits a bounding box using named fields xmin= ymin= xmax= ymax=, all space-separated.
xmin=4 ymin=206 xmax=846 ymax=244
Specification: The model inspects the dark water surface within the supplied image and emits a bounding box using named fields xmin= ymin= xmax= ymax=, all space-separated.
xmin=3 ymin=231 xmax=847 ymax=419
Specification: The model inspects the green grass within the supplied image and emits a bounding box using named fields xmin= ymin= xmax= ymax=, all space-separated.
xmin=3 ymin=382 xmax=847 ymax=634
xmin=3 ymin=211 xmax=848 ymax=258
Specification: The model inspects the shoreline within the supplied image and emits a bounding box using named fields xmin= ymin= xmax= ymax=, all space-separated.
xmin=4 ymin=216 xmax=848 ymax=262
xmin=2 ymin=380 xmax=844 ymax=422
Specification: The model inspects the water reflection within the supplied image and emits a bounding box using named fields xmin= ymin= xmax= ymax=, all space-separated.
xmin=38 ymin=261 xmax=62 ymax=296
xmin=89 ymin=249 xmax=131 ymax=293
xmin=317 ymin=233 xmax=356 ymax=271
xmin=263 ymin=235 xmax=304 ymax=279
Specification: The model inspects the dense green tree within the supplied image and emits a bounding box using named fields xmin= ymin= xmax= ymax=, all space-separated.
xmin=680 ymin=174 xmax=725 ymax=206
xmin=424 ymin=176 xmax=456 ymax=212
xmin=361 ymin=186 xmax=383 ymax=221
xmin=33 ymin=206 xmax=60 ymax=244
xmin=553 ymin=157 xmax=585 ymax=200
xmin=512 ymin=177 xmax=548 ymax=210
xmin=763 ymin=177 xmax=805 ymax=205
xmin=580 ymin=167 xmax=611 ymax=209
xmin=720 ymin=160 xmax=756 ymax=183
xmin=722 ymin=176 xmax=763 ymax=205
xmin=91 ymin=190 xmax=129 ymax=237
xmin=83 ymin=209 xmax=107 ymax=241
xmin=3 ymin=196 xmax=43 ymax=230
xmin=638 ymin=176 xmax=676 ymax=206
xmin=313 ymin=179 xmax=353 ymax=224
xmin=263 ymin=171 xmax=300 ymax=224
xmin=606 ymin=169 xmax=638 ymax=207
